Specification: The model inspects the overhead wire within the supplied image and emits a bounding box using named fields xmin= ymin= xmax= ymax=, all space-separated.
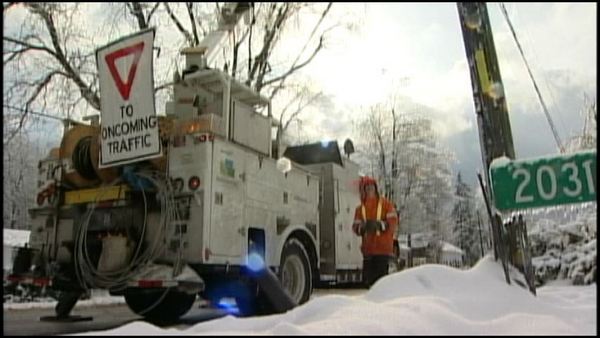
xmin=498 ymin=3 xmax=565 ymax=154
xmin=512 ymin=4 xmax=570 ymax=143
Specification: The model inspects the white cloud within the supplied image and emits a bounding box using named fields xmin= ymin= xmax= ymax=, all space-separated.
xmin=3 ymin=3 xmax=595 ymax=178
xmin=300 ymin=3 xmax=595 ymax=161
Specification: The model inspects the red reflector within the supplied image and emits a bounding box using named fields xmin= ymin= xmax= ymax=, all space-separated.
xmin=138 ymin=280 xmax=163 ymax=288
xmin=189 ymin=176 xmax=200 ymax=190
xmin=7 ymin=275 xmax=21 ymax=282
xmin=33 ymin=278 xmax=51 ymax=286
xmin=6 ymin=275 xmax=50 ymax=286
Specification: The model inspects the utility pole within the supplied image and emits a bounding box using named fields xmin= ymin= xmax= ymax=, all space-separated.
xmin=459 ymin=216 xmax=463 ymax=256
xmin=477 ymin=210 xmax=484 ymax=257
xmin=407 ymin=233 xmax=412 ymax=268
xmin=457 ymin=2 xmax=516 ymax=285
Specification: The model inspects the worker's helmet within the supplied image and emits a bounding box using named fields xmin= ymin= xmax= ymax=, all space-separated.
xmin=359 ymin=176 xmax=379 ymax=199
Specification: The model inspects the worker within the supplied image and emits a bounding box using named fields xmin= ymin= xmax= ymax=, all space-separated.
xmin=352 ymin=176 xmax=399 ymax=288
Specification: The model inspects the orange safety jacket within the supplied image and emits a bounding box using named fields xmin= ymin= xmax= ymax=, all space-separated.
xmin=353 ymin=196 xmax=398 ymax=256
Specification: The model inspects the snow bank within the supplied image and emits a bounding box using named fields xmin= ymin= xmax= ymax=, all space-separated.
xmin=3 ymin=229 xmax=30 ymax=247
xmin=82 ymin=256 xmax=596 ymax=335
xmin=529 ymin=206 xmax=596 ymax=286
xmin=3 ymin=289 xmax=125 ymax=311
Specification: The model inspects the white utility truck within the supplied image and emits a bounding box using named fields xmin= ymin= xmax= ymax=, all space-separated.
xmin=11 ymin=3 xmax=365 ymax=322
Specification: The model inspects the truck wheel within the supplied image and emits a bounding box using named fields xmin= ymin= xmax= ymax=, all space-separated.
xmin=279 ymin=238 xmax=312 ymax=305
xmin=124 ymin=288 xmax=195 ymax=324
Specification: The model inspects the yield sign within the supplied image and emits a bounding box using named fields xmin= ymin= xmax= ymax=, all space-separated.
xmin=96 ymin=29 xmax=159 ymax=168
xmin=104 ymin=42 xmax=145 ymax=101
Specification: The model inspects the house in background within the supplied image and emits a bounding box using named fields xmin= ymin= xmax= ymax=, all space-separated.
xmin=396 ymin=232 xmax=435 ymax=269
xmin=439 ymin=241 xmax=464 ymax=268
xmin=395 ymin=232 xmax=465 ymax=270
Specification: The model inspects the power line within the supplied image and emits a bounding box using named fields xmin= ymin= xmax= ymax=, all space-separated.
xmin=3 ymin=105 xmax=86 ymax=126
xmin=513 ymin=4 xmax=570 ymax=141
xmin=499 ymin=3 xmax=565 ymax=153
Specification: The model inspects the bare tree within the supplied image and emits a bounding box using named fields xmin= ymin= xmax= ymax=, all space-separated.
xmin=273 ymin=81 xmax=325 ymax=152
xmin=161 ymin=3 xmax=333 ymax=104
xmin=3 ymin=3 xmax=102 ymax=144
xmin=4 ymin=2 xmax=338 ymax=143
xmin=127 ymin=2 xmax=161 ymax=30
xmin=355 ymin=98 xmax=456 ymax=238
xmin=3 ymin=2 xmax=349 ymax=233
xmin=357 ymin=103 xmax=390 ymax=188
xmin=3 ymin=128 xmax=49 ymax=229
xmin=564 ymin=93 xmax=597 ymax=152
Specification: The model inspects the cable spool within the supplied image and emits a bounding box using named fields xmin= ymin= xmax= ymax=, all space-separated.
xmin=61 ymin=125 xmax=100 ymax=188
xmin=89 ymin=129 xmax=120 ymax=184
xmin=48 ymin=147 xmax=60 ymax=160
xmin=72 ymin=136 xmax=97 ymax=180
xmin=61 ymin=125 xmax=120 ymax=188
xmin=61 ymin=116 xmax=173 ymax=188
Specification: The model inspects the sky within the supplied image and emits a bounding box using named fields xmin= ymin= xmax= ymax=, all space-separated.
xmin=3 ymin=3 xmax=597 ymax=187
xmin=295 ymin=2 xmax=597 ymax=185
xmin=66 ymin=255 xmax=594 ymax=335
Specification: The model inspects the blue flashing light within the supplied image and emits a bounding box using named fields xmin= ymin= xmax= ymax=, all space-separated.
xmin=320 ymin=140 xmax=330 ymax=148
xmin=246 ymin=252 xmax=265 ymax=272
xmin=217 ymin=297 xmax=240 ymax=315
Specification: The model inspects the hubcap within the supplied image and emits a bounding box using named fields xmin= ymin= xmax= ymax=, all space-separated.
xmin=281 ymin=255 xmax=305 ymax=302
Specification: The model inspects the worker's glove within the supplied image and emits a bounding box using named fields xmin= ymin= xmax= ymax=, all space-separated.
xmin=364 ymin=220 xmax=387 ymax=236
xmin=363 ymin=220 xmax=384 ymax=233
xmin=359 ymin=223 xmax=366 ymax=236
xmin=353 ymin=221 xmax=365 ymax=236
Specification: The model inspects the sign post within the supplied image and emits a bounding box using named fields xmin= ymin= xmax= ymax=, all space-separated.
xmin=96 ymin=29 xmax=160 ymax=168
xmin=489 ymin=150 xmax=597 ymax=211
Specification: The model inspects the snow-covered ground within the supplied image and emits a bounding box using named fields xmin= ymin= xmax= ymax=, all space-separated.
xmin=75 ymin=256 xmax=596 ymax=335
xmin=3 ymin=289 xmax=125 ymax=311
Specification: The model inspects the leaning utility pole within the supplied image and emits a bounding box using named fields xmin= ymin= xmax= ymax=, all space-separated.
xmin=457 ymin=2 xmax=517 ymax=287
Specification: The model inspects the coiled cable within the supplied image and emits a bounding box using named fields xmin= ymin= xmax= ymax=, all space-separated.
xmin=73 ymin=169 xmax=183 ymax=293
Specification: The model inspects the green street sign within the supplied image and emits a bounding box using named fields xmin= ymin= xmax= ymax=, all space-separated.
xmin=489 ymin=150 xmax=597 ymax=211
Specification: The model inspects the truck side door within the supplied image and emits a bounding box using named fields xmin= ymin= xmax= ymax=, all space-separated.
xmin=333 ymin=164 xmax=362 ymax=269
xmin=209 ymin=140 xmax=245 ymax=259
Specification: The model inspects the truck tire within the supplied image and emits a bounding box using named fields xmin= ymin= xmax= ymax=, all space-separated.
xmin=279 ymin=238 xmax=312 ymax=305
xmin=124 ymin=288 xmax=195 ymax=324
